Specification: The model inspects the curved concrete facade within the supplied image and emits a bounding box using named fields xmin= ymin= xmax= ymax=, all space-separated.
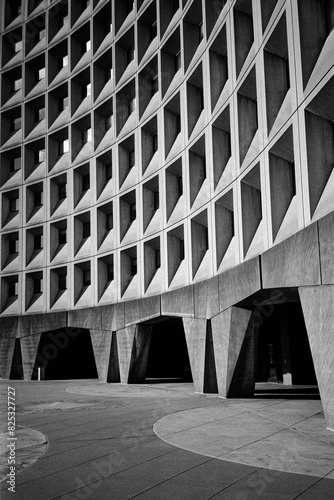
xmin=0 ymin=0 xmax=334 ymax=429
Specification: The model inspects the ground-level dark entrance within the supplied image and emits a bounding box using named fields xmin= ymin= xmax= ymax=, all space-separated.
xmin=145 ymin=318 xmax=192 ymax=383
xmin=32 ymin=328 xmax=98 ymax=380
xmin=255 ymin=301 xmax=318 ymax=388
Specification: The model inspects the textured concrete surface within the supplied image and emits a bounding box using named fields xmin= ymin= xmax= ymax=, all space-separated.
xmin=0 ymin=380 xmax=333 ymax=499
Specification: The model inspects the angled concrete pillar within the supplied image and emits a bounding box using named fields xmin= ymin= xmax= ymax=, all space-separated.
xmin=210 ymin=306 xmax=253 ymax=397
xmin=116 ymin=324 xmax=152 ymax=383
xmin=299 ymin=285 xmax=334 ymax=431
xmin=21 ymin=334 xmax=41 ymax=380
xmin=90 ymin=329 xmax=116 ymax=383
xmin=0 ymin=337 xmax=16 ymax=379
xmin=182 ymin=318 xmax=207 ymax=392
xmin=0 ymin=337 xmax=15 ymax=379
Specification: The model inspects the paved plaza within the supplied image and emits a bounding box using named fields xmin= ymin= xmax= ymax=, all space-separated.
xmin=0 ymin=380 xmax=334 ymax=499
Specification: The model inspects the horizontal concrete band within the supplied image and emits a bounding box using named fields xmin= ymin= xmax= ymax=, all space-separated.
xmin=0 ymin=210 xmax=333 ymax=338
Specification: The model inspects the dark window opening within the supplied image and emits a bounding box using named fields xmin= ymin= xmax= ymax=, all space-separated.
xmin=179 ymin=238 xmax=184 ymax=260
xmin=155 ymin=248 xmax=161 ymax=269
xmin=83 ymin=269 xmax=91 ymax=286
xmin=153 ymin=190 xmax=159 ymax=210
xmin=178 ymin=175 xmax=183 ymax=197
xmin=130 ymin=202 xmax=136 ymax=221
xmin=82 ymin=174 xmax=90 ymax=192
xmin=58 ymin=183 xmax=67 ymax=200
xmin=58 ymin=274 xmax=67 ymax=290
xmin=34 ymin=234 xmax=42 ymax=250
xmin=34 ymin=278 xmax=42 ymax=294
xmin=131 ymin=257 xmax=137 ymax=276
xmin=107 ymin=263 xmax=114 ymax=282
xmin=59 ymin=228 xmax=67 ymax=245
xmin=82 ymin=221 xmax=90 ymax=238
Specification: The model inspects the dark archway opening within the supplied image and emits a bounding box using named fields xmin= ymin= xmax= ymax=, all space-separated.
xmin=145 ymin=318 xmax=192 ymax=383
xmin=32 ymin=328 xmax=98 ymax=380
xmin=255 ymin=301 xmax=319 ymax=399
xmin=9 ymin=339 xmax=23 ymax=380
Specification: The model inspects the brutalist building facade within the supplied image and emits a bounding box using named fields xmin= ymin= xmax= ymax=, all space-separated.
xmin=1 ymin=0 xmax=334 ymax=430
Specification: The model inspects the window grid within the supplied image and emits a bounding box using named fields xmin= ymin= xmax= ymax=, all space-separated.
xmin=0 ymin=0 xmax=330 ymax=311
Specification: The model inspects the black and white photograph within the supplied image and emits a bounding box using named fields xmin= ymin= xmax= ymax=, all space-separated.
xmin=0 ymin=0 xmax=333 ymax=498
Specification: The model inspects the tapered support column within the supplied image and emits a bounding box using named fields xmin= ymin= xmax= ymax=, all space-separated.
xmin=299 ymin=285 xmax=334 ymax=431
xmin=116 ymin=324 xmax=152 ymax=383
xmin=21 ymin=335 xmax=41 ymax=380
xmin=90 ymin=330 xmax=119 ymax=383
xmin=0 ymin=337 xmax=16 ymax=379
xmin=211 ymin=306 xmax=253 ymax=397
xmin=182 ymin=318 xmax=207 ymax=392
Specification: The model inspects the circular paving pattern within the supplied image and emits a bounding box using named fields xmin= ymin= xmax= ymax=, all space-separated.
xmin=154 ymin=399 xmax=334 ymax=479
xmin=0 ymin=426 xmax=48 ymax=482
